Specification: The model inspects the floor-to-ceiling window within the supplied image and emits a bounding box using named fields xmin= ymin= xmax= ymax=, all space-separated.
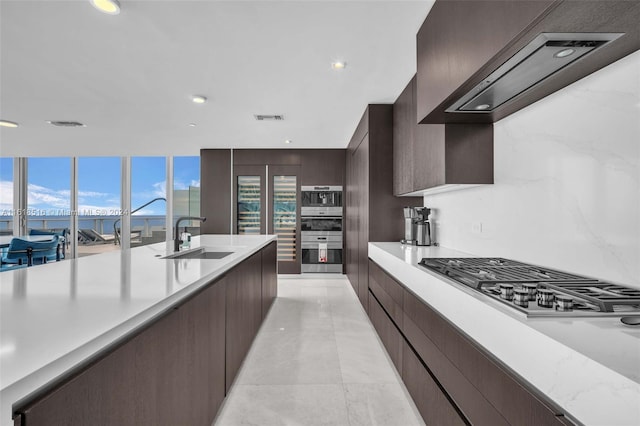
xmin=173 ymin=156 xmax=201 ymax=234
xmin=131 ymin=157 xmax=167 ymax=247
xmin=1 ymin=155 xmax=200 ymax=261
xmin=0 ymin=158 xmax=13 ymax=235
xmin=77 ymin=157 xmax=121 ymax=257
xmin=26 ymin=157 xmax=71 ymax=233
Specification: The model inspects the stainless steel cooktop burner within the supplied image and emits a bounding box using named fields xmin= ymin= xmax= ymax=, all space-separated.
xmin=418 ymin=257 xmax=640 ymax=317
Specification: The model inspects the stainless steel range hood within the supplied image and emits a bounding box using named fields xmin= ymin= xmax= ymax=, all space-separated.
xmin=446 ymin=33 xmax=623 ymax=113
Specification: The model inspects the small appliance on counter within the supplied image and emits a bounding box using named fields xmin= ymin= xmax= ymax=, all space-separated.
xmin=401 ymin=207 xmax=432 ymax=246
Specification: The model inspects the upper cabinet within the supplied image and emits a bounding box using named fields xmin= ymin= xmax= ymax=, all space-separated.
xmin=416 ymin=0 xmax=640 ymax=124
xmin=393 ymin=76 xmax=494 ymax=196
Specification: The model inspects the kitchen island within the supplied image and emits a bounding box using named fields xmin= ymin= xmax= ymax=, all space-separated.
xmin=0 ymin=234 xmax=277 ymax=426
xmin=369 ymin=242 xmax=640 ymax=426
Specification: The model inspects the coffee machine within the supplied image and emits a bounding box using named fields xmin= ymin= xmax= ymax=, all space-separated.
xmin=402 ymin=207 xmax=432 ymax=246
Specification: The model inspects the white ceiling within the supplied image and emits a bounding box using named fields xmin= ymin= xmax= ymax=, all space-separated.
xmin=0 ymin=0 xmax=433 ymax=157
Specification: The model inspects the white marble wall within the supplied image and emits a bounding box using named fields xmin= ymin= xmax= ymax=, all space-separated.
xmin=424 ymin=50 xmax=640 ymax=288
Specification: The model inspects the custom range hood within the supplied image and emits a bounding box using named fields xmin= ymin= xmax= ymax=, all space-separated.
xmin=447 ymin=33 xmax=623 ymax=113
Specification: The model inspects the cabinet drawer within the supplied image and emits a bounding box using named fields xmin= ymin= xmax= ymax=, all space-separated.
xmin=368 ymin=261 xmax=404 ymax=326
xmin=403 ymin=313 xmax=509 ymax=426
xmin=403 ymin=289 xmax=563 ymax=426
xmin=368 ymin=291 xmax=403 ymax=373
xmin=401 ymin=339 xmax=466 ymax=426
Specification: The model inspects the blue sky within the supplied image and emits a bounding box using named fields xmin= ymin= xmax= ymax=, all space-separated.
xmin=0 ymin=156 xmax=199 ymax=216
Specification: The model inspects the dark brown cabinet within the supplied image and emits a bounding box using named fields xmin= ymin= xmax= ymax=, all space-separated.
xmin=345 ymin=105 xmax=421 ymax=310
xmin=202 ymin=149 xmax=345 ymax=236
xmin=393 ymin=77 xmax=415 ymax=196
xmin=14 ymin=244 xmax=277 ymax=426
xmin=367 ymin=259 xmax=573 ymax=426
xmin=225 ymin=250 xmax=264 ymax=391
xmin=368 ymin=292 xmax=403 ymax=374
xmin=393 ymin=75 xmax=494 ymax=195
xmin=15 ymin=279 xmax=227 ymax=426
xmin=201 ymin=149 xmax=345 ymax=274
xmin=261 ymin=241 xmax=278 ymax=318
xmin=402 ymin=339 xmax=467 ymax=426
xmin=416 ymin=0 xmax=640 ymax=124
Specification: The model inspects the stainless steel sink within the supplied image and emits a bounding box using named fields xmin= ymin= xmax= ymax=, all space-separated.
xmin=161 ymin=247 xmax=234 ymax=260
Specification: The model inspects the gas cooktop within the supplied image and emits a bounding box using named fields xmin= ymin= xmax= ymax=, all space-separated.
xmin=419 ymin=257 xmax=640 ymax=317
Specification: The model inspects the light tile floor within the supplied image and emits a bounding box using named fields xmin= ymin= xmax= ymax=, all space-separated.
xmin=214 ymin=275 xmax=424 ymax=426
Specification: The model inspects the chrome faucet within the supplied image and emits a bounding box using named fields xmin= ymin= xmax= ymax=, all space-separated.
xmin=174 ymin=216 xmax=206 ymax=252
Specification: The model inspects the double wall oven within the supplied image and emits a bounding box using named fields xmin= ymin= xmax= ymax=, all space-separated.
xmin=301 ymin=186 xmax=343 ymax=273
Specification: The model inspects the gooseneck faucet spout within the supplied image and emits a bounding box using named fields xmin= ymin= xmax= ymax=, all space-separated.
xmin=174 ymin=216 xmax=207 ymax=252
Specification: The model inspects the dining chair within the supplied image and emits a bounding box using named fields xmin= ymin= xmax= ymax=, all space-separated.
xmin=29 ymin=228 xmax=68 ymax=258
xmin=1 ymin=235 xmax=61 ymax=268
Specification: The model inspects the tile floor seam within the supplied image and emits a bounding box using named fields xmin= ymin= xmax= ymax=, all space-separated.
xmin=215 ymin=277 xmax=424 ymax=426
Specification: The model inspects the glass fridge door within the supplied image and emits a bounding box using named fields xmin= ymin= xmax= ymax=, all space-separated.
xmin=273 ymin=175 xmax=297 ymax=262
xmin=237 ymin=175 xmax=262 ymax=234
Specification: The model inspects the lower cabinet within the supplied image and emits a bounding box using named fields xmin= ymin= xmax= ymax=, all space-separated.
xmin=401 ymin=339 xmax=466 ymax=426
xmin=368 ymin=291 xmax=403 ymax=372
xmin=261 ymin=240 xmax=278 ymax=319
xmin=225 ymin=250 xmax=263 ymax=392
xmin=14 ymin=243 xmax=277 ymax=426
xmin=367 ymin=259 xmax=573 ymax=426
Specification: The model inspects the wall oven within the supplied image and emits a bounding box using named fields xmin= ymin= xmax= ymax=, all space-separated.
xmin=301 ymin=186 xmax=343 ymax=216
xmin=301 ymin=186 xmax=343 ymax=274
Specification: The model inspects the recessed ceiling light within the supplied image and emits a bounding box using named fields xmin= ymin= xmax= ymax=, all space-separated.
xmin=284 ymin=139 xmax=292 ymax=144
xmin=0 ymin=120 xmax=19 ymax=128
xmin=331 ymin=62 xmax=346 ymax=70
xmin=554 ymin=48 xmax=576 ymax=59
xmin=474 ymin=104 xmax=491 ymax=111
xmin=90 ymin=0 xmax=121 ymax=15
xmin=192 ymin=95 xmax=207 ymax=104
xmin=188 ymin=123 xmax=197 ymax=127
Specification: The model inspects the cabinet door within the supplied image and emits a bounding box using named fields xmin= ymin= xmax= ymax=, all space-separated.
xmin=225 ymin=251 xmax=263 ymax=391
xmin=17 ymin=280 xmax=226 ymax=426
xmin=393 ymin=77 xmax=415 ymax=196
xmin=268 ymin=165 xmax=301 ymax=274
xmin=368 ymin=291 xmax=403 ymax=373
xmin=403 ymin=288 xmax=564 ymax=426
xmin=402 ymin=339 xmax=467 ymax=426
xmin=354 ymin=139 xmax=370 ymax=311
xmin=234 ymin=165 xmax=266 ymax=235
xmin=345 ymin=149 xmax=359 ymax=295
xmin=261 ymin=241 xmax=278 ymax=318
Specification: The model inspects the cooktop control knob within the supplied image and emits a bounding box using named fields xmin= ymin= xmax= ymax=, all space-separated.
xmin=513 ymin=289 xmax=529 ymax=307
xmin=537 ymin=289 xmax=555 ymax=308
xmin=555 ymin=295 xmax=573 ymax=312
xmin=522 ymin=283 xmax=538 ymax=301
xmin=499 ymin=284 xmax=514 ymax=301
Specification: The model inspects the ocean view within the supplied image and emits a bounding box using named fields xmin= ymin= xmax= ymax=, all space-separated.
xmin=0 ymin=215 xmax=167 ymax=234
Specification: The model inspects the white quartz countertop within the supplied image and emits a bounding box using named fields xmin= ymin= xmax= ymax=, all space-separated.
xmin=0 ymin=234 xmax=276 ymax=426
xmin=369 ymin=242 xmax=640 ymax=426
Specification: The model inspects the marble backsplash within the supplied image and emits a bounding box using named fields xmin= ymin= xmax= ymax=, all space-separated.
xmin=423 ymin=50 xmax=640 ymax=288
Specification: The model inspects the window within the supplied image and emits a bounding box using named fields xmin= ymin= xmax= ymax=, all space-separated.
xmin=0 ymin=158 xmax=13 ymax=235
xmin=27 ymin=157 xmax=71 ymax=234
xmin=131 ymin=157 xmax=167 ymax=246
xmin=77 ymin=157 xmax=121 ymax=256
xmin=173 ymin=156 xmax=201 ymax=234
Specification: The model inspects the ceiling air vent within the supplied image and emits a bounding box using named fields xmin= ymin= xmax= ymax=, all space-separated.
xmin=47 ymin=121 xmax=86 ymax=127
xmin=254 ymin=114 xmax=284 ymax=121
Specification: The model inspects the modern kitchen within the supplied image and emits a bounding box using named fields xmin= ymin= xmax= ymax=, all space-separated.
xmin=1 ymin=1 xmax=639 ymax=426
